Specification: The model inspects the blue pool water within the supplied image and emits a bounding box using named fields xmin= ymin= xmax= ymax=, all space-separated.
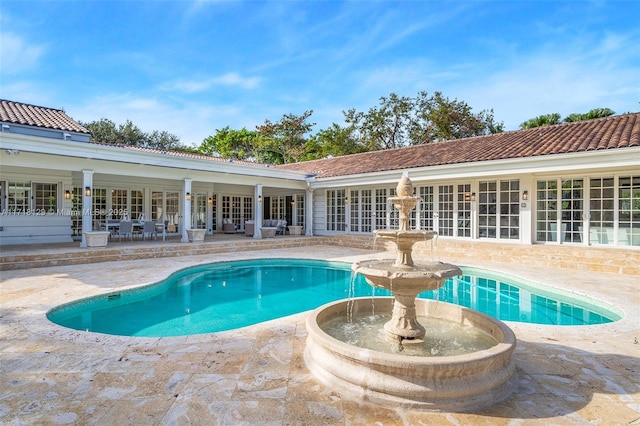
xmin=47 ymin=259 xmax=622 ymax=337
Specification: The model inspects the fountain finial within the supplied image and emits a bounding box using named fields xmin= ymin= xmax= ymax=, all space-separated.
xmin=396 ymin=173 xmax=413 ymax=197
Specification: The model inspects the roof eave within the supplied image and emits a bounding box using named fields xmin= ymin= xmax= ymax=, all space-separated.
xmin=0 ymin=132 xmax=311 ymax=180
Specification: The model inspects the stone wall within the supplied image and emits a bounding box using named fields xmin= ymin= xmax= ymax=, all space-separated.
xmin=2 ymin=234 xmax=639 ymax=275
xmin=322 ymin=235 xmax=640 ymax=276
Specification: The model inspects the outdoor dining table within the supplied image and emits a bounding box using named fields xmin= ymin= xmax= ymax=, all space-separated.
xmin=104 ymin=220 xmax=144 ymax=237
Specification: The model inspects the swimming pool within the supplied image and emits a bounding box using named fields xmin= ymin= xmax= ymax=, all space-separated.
xmin=47 ymin=259 xmax=622 ymax=337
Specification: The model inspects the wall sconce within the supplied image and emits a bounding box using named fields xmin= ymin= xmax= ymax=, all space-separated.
xmin=185 ymin=192 xmax=191 ymax=200
xmin=290 ymin=200 xmax=295 ymax=206
xmin=522 ymin=190 xmax=528 ymax=201
xmin=64 ymin=190 xmax=71 ymax=200
xmin=470 ymin=192 xmax=476 ymax=201
xmin=464 ymin=192 xmax=471 ymax=202
xmin=344 ymin=197 xmax=349 ymax=204
xmin=208 ymin=197 xmax=213 ymax=205
xmin=85 ymin=186 xmax=92 ymax=197
xmin=258 ymin=195 xmax=262 ymax=203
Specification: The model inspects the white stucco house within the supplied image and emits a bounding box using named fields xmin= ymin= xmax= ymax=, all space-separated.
xmin=1 ymin=99 xmax=639 ymax=250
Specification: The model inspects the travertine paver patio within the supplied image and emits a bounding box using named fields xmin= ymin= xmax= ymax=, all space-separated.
xmin=1 ymin=245 xmax=639 ymax=425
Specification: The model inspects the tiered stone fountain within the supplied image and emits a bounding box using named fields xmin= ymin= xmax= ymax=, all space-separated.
xmin=304 ymin=174 xmax=517 ymax=412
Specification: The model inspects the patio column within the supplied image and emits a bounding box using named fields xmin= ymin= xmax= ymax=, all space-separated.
xmin=181 ymin=178 xmax=192 ymax=243
xmin=80 ymin=169 xmax=94 ymax=248
xmin=305 ymin=186 xmax=313 ymax=236
xmin=254 ymin=184 xmax=263 ymax=239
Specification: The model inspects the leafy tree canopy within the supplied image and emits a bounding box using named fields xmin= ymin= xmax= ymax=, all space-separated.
xmin=563 ymin=108 xmax=615 ymax=123
xmin=198 ymin=126 xmax=261 ymax=160
xmin=345 ymin=91 xmax=503 ymax=150
xmin=81 ymin=118 xmax=193 ymax=152
xmin=520 ymin=108 xmax=615 ymax=129
xmin=255 ymin=110 xmax=316 ymax=164
xmin=306 ymin=123 xmax=368 ymax=160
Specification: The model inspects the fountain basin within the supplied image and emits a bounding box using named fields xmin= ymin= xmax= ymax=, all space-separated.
xmin=352 ymin=260 xmax=462 ymax=339
xmin=304 ymin=297 xmax=517 ymax=412
xmin=352 ymin=259 xmax=461 ymax=293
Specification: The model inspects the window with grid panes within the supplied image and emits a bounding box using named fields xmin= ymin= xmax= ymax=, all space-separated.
xmin=589 ymin=177 xmax=614 ymax=245
xmin=111 ymin=189 xmax=128 ymax=219
xmin=561 ymin=179 xmax=583 ymax=243
xmin=71 ymin=187 xmax=83 ymax=236
xmin=209 ymin=194 xmax=217 ymax=231
xmin=165 ymin=192 xmax=179 ymax=231
xmin=34 ymin=183 xmax=57 ymax=211
xmin=457 ymin=184 xmax=471 ymax=237
xmin=295 ymin=194 xmax=304 ymax=229
xmin=419 ymin=186 xmax=434 ymax=230
xmin=360 ymin=189 xmax=372 ymax=232
xmin=438 ymin=185 xmax=453 ymax=236
xmin=350 ymin=190 xmax=360 ymax=232
xmin=92 ymin=188 xmax=107 ymax=229
xmin=151 ymin=191 xmax=163 ymax=223
xmin=270 ymin=196 xmax=286 ymax=219
xmin=242 ymin=196 xmax=253 ymax=225
xmin=130 ymin=190 xmax=143 ymax=220
xmin=535 ymin=180 xmax=558 ymax=242
xmin=619 ymin=175 xmax=640 ymax=246
xmin=499 ymin=179 xmax=519 ymax=240
xmin=478 ymin=181 xmax=497 ymax=238
xmin=232 ymin=196 xmax=242 ymax=226
xmin=326 ymin=189 xmax=346 ymax=231
xmin=7 ymin=182 xmax=30 ymax=212
xmin=222 ymin=195 xmax=231 ymax=220
xmin=193 ymin=194 xmax=207 ymax=229
xmin=374 ymin=188 xmax=388 ymax=230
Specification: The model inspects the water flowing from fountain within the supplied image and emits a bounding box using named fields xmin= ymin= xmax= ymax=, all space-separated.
xmin=304 ymin=173 xmax=517 ymax=411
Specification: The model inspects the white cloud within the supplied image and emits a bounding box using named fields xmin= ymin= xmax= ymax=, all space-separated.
xmin=160 ymin=72 xmax=261 ymax=93
xmin=0 ymin=32 xmax=45 ymax=74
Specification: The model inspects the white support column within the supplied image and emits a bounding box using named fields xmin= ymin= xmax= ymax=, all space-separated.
xmin=80 ymin=169 xmax=94 ymax=248
xmin=254 ymin=184 xmax=263 ymax=239
xmin=305 ymin=187 xmax=314 ymax=236
xmin=181 ymin=178 xmax=192 ymax=243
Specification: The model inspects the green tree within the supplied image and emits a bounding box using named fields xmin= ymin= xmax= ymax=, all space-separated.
xmin=198 ymin=127 xmax=261 ymax=160
xmin=564 ymin=108 xmax=615 ymax=123
xmin=344 ymin=91 xmax=503 ymax=149
xmin=519 ymin=113 xmax=562 ymax=129
xmin=344 ymin=93 xmax=413 ymax=150
xmin=255 ymin=110 xmax=316 ymax=164
xmin=81 ymin=118 xmax=120 ymax=144
xmin=411 ymin=91 xmax=503 ymax=143
xmin=82 ymin=118 xmax=186 ymax=150
xmin=307 ymin=123 xmax=367 ymax=159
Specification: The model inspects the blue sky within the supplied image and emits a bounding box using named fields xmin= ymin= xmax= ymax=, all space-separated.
xmin=1 ymin=1 xmax=639 ymax=146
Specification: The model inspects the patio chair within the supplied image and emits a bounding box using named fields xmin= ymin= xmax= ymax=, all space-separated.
xmin=223 ymin=218 xmax=236 ymax=234
xmin=275 ymin=219 xmax=287 ymax=235
xmin=142 ymin=221 xmax=157 ymax=241
xmin=118 ymin=220 xmax=133 ymax=242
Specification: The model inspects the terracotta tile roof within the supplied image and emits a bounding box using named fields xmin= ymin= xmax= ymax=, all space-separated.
xmin=279 ymin=112 xmax=640 ymax=178
xmin=0 ymin=99 xmax=90 ymax=134
xmin=90 ymin=141 xmax=273 ymax=168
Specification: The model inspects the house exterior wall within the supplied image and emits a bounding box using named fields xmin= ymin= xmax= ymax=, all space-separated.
xmin=308 ymin=166 xmax=640 ymax=250
xmin=0 ymin=131 xmax=310 ymax=245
